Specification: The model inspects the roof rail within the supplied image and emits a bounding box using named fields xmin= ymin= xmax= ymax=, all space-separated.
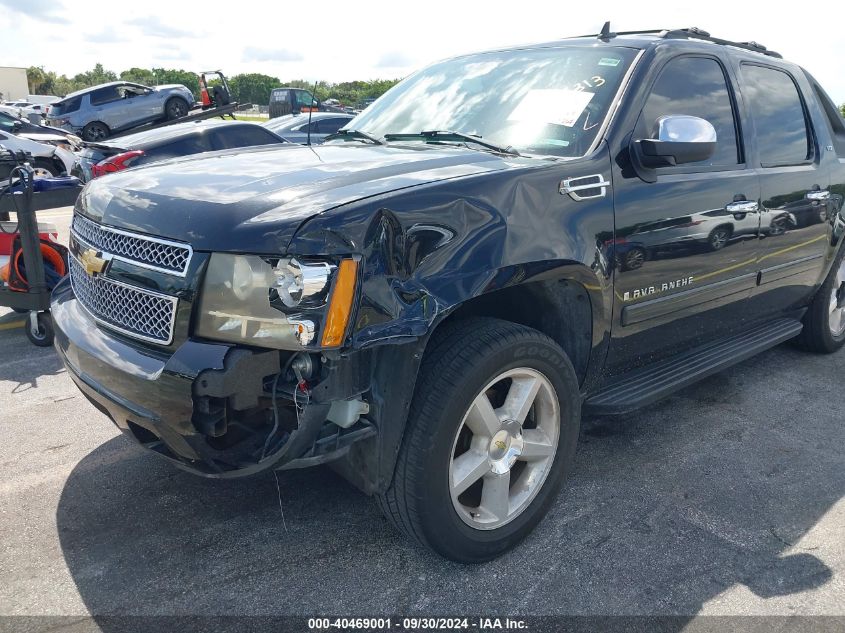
xmin=661 ymin=27 xmax=783 ymax=58
xmin=566 ymin=24 xmax=783 ymax=59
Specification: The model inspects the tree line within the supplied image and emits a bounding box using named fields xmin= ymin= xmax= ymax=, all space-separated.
xmin=26 ymin=65 xmax=401 ymax=107
xmin=26 ymin=64 xmax=845 ymax=115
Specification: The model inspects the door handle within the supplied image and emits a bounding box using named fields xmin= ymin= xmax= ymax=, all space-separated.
xmin=806 ymin=190 xmax=830 ymax=201
xmin=725 ymin=200 xmax=758 ymax=213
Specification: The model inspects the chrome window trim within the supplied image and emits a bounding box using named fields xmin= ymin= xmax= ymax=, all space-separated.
xmin=71 ymin=214 xmax=193 ymax=277
xmin=68 ymin=254 xmax=179 ymax=345
xmin=586 ymin=48 xmax=646 ymax=156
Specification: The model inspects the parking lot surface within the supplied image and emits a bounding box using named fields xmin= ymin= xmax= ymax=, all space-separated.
xmin=0 ymin=207 xmax=843 ymax=624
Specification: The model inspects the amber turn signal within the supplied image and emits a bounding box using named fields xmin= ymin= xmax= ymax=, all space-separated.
xmin=320 ymin=259 xmax=358 ymax=348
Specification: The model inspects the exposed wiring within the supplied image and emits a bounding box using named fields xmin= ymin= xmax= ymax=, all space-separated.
xmin=260 ymin=354 xmax=299 ymax=461
xmin=261 ymin=372 xmax=283 ymax=462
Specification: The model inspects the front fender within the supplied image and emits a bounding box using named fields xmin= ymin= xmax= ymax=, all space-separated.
xmin=287 ymin=146 xmax=615 ymax=354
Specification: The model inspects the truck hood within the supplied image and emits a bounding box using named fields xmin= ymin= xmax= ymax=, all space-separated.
xmin=75 ymin=143 xmax=520 ymax=253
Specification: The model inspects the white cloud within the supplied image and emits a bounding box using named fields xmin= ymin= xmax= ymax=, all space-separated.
xmin=125 ymin=15 xmax=194 ymax=39
xmin=242 ymin=47 xmax=303 ymax=63
xmin=376 ymin=51 xmax=415 ymax=69
xmin=0 ymin=0 xmax=68 ymax=24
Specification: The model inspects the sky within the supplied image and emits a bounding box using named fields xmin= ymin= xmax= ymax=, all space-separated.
xmin=0 ymin=0 xmax=843 ymax=103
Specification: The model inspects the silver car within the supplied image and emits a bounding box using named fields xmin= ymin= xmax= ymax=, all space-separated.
xmin=46 ymin=82 xmax=195 ymax=142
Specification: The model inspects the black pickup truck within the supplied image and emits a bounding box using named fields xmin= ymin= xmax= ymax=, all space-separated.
xmin=52 ymin=27 xmax=845 ymax=562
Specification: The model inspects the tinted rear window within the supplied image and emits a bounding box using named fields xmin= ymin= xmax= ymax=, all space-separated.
xmin=50 ymin=96 xmax=82 ymax=116
xmin=319 ymin=117 xmax=351 ymax=134
xmin=212 ymin=126 xmax=283 ymax=149
xmin=143 ymin=135 xmax=211 ymax=161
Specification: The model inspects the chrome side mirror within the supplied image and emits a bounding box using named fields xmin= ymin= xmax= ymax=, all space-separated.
xmin=636 ymin=115 xmax=717 ymax=167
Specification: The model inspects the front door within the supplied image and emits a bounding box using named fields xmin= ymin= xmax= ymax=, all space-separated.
xmin=607 ymin=54 xmax=761 ymax=373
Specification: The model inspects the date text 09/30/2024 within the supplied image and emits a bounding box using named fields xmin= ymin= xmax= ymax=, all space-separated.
xmin=308 ymin=617 xmax=528 ymax=630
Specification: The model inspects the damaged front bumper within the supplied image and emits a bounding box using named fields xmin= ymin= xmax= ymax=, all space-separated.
xmin=51 ymin=277 xmax=375 ymax=478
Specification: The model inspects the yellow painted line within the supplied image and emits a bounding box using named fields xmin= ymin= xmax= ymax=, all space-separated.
xmin=695 ymin=258 xmax=758 ymax=283
xmin=0 ymin=319 xmax=26 ymax=331
xmin=757 ymin=235 xmax=827 ymax=263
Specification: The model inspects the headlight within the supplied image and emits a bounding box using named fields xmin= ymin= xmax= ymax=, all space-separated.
xmin=273 ymin=258 xmax=331 ymax=307
xmin=195 ymin=253 xmax=357 ymax=350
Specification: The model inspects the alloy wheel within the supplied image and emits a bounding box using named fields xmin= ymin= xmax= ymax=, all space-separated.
xmin=448 ymin=367 xmax=560 ymax=530
xmin=710 ymin=229 xmax=729 ymax=250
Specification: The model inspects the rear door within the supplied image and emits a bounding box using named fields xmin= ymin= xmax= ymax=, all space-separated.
xmin=607 ymin=53 xmax=761 ymax=371
xmin=737 ymin=62 xmax=832 ymax=312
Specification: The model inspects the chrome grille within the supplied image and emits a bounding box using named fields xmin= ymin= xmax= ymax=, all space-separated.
xmin=69 ymin=257 xmax=178 ymax=345
xmin=72 ymin=214 xmax=192 ymax=276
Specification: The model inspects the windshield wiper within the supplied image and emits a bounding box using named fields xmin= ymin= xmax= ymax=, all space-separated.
xmin=324 ymin=128 xmax=385 ymax=145
xmin=383 ymin=130 xmax=520 ymax=156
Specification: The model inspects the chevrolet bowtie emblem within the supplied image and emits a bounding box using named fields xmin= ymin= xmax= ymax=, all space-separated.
xmin=80 ymin=249 xmax=108 ymax=275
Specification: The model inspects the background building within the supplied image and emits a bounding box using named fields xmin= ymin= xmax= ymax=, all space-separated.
xmin=0 ymin=67 xmax=29 ymax=101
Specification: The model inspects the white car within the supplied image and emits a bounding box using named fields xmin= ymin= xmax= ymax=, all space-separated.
xmin=1 ymin=101 xmax=48 ymax=123
xmin=0 ymin=131 xmax=74 ymax=177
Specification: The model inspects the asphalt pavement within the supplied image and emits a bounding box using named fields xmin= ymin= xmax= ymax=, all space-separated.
xmin=0 ymin=207 xmax=842 ymax=626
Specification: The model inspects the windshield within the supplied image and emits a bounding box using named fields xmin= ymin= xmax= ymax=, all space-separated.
xmin=342 ymin=46 xmax=638 ymax=157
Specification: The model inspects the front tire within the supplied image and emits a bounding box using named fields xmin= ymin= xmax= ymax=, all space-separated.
xmin=378 ymin=318 xmax=581 ymax=562
xmin=620 ymin=247 xmax=646 ymax=271
xmin=165 ymin=97 xmax=189 ymax=120
xmin=796 ymin=246 xmax=845 ymax=353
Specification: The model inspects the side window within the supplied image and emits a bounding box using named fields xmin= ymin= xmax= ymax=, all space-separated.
xmin=90 ymin=86 xmax=122 ymax=106
xmin=741 ymin=65 xmax=812 ymax=167
xmin=808 ymin=79 xmax=845 ymax=156
xmin=293 ymin=91 xmax=315 ymax=108
xmin=212 ymin=126 xmax=282 ymax=150
xmin=145 ymin=135 xmax=211 ymax=161
xmin=0 ymin=114 xmax=16 ymax=132
xmin=639 ymin=56 xmax=740 ymax=167
xmin=320 ymin=118 xmax=349 ymax=134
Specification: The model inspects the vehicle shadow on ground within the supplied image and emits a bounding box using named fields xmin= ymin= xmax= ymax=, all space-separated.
xmin=0 ymin=316 xmax=65 ymax=393
xmin=55 ymin=345 xmax=841 ymax=622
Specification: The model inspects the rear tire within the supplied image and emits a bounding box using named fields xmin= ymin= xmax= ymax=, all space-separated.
xmin=708 ymin=226 xmax=731 ymax=251
xmin=82 ymin=122 xmax=109 ymax=142
xmin=30 ymin=159 xmax=59 ymax=178
xmin=165 ymin=97 xmax=189 ymax=120
xmin=795 ymin=246 xmax=845 ymax=353
xmin=378 ymin=317 xmax=581 ymax=562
